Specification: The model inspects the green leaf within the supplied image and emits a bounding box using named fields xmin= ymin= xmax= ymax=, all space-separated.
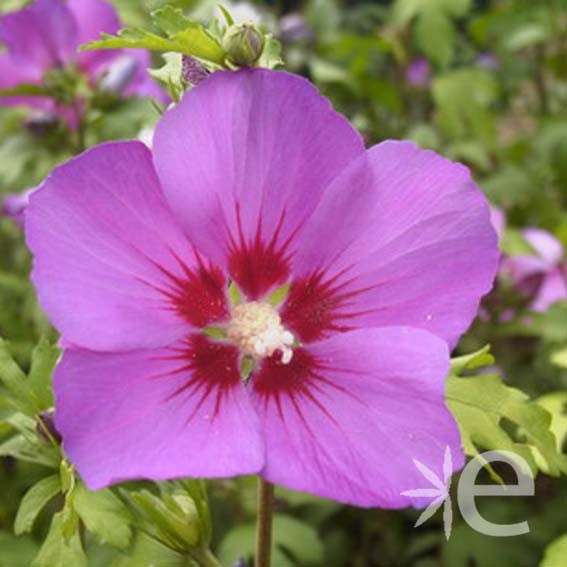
xmin=540 ymin=534 xmax=567 ymax=567
xmin=446 ymin=141 xmax=491 ymax=172
xmin=437 ymin=0 xmax=472 ymax=17
xmin=14 ymin=475 xmax=61 ymax=535
xmin=59 ymin=460 xmax=75 ymax=494
xmin=148 ymin=52 xmax=184 ymax=102
xmin=151 ymin=5 xmax=195 ymax=36
xmin=309 ymin=57 xmax=352 ymax=86
xmin=447 ymin=374 xmax=567 ymax=479
xmin=0 ymin=84 xmax=52 ymax=98
xmin=0 ymin=338 xmax=35 ymax=414
xmin=257 ymin=35 xmax=284 ymax=70
xmin=58 ymin=500 xmax=79 ymax=542
xmin=272 ymin=515 xmax=325 ymax=564
xmin=123 ymin=486 xmax=201 ymax=552
xmin=0 ymin=531 xmax=38 ymax=567
xmin=217 ymin=4 xmax=235 ymax=27
xmin=406 ymin=124 xmax=441 ymax=149
xmin=415 ymin=8 xmax=455 ymax=66
xmin=219 ymin=514 xmax=324 ymax=566
xmin=83 ymin=29 xmax=176 ymax=53
xmin=114 ymin=533 xmax=188 ymax=567
xmin=392 ymin=0 xmax=424 ymax=25
xmin=31 ymin=511 xmax=87 ymax=567
xmin=432 ymin=68 xmax=499 ymax=146
xmin=0 ymin=270 xmax=28 ymax=292
xmin=497 ymin=303 xmax=567 ymax=342
xmin=505 ymin=23 xmax=548 ymax=51
xmin=28 ymin=339 xmax=59 ymax=409
xmin=0 ymin=413 xmax=59 ymax=467
xmin=177 ymin=479 xmax=212 ymax=546
xmin=550 ymin=346 xmax=567 ymax=368
xmin=536 ymin=392 xmax=567 ymax=453
xmin=82 ymin=8 xmax=226 ymax=65
xmin=392 ymin=0 xmax=471 ymax=25
xmin=73 ymin=483 xmax=132 ymax=550
xmin=0 ymin=433 xmax=59 ymax=468
xmin=500 ymin=229 xmax=539 ymax=256
xmin=450 ymin=345 xmax=494 ymax=376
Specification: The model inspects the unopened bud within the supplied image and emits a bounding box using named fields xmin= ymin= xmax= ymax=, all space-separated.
xmin=182 ymin=55 xmax=209 ymax=85
xmin=223 ymin=23 xmax=265 ymax=67
xmin=24 ymin=111 xmax=59 ymax=136
xmin=101 ymin=55 xmax=139 ymax=93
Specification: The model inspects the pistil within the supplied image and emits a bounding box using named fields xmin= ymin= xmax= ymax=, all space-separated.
xmin=227 ymin=302 xmax=294 ymax=364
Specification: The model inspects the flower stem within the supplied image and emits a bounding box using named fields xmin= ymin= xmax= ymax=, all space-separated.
xmin=191 ymin=547 xmax=222 ymax=567
xmin=255 ymin=477 xmax=274 ymax=567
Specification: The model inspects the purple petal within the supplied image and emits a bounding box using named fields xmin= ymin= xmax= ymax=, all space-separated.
xmin=489 ymin=206 xmax=506 ymax=238
xmin=406 ymin=58 xmax=431 ymax=87
xmin=91 ymin=49 xmax=168 ymax=101
xmin=121 ymin=49 xmax=170 ymax=102
xmin=55 ymin=335 xmax=264 ymax=489
xmin=0 ymin=53 xmax=56 ymax=110
xmin=153 ymin=69 xmax=364 ymax=298
xmin=65 ymin=0 xmax=166 ymax=99
xmin=2 ymin=187 xmax=36 ymax=227
xmin=523 ymin=228 xmax=564 ymax=266
xmin=250 ymin=326 xmax=463 ymax=507
xmin=0 ymin=53 xmax=37 ymax=88
xmin=67 ymin=0 xmax=124 ymax=72
xmin=530 ymin=266 xmax=567 ymax=312
xmin=0 ymin=0 xmax=77 ymax=77
xmin=502 ymin=255 xmax=549 ymax=282
xmin=67 ymin=0 xmax=120 ymax=43
xmin=26 ymin=142 xmax=230 ymax=352
xmin=286 ymin=141 xmax=499 ymax=348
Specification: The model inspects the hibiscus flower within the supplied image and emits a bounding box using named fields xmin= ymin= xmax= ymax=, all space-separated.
xmin=0 ymin=0 xmax=165 ymax=123
xmin=26 ymin=69 xmax=498 ymax=506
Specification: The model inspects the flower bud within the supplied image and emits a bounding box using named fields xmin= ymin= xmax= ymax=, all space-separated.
xmin=100 ymin=55 xmax=139 ymax=93
xmin=24 ymin=111 xmax=59 ymax=136
xmin=182 ymin=55 xmax=209 ymax=85
xmin=223 ymin=23 xmax=265 ymax=67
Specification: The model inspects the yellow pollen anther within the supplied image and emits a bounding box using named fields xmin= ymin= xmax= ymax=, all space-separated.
xmin=227 ymin=301 xmax=294 ymax=364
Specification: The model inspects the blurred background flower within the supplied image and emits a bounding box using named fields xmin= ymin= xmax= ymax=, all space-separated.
xmin=0 ymin=0 xmax=166 ymax=126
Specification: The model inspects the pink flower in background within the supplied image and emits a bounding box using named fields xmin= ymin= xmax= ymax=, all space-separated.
xmin=489 ymin=206 xmax=506 ymax=240
xmin=503 ymin=229 xmax=567 ymax=312
xmin=279 ymin=13 xmax=314 ymax=44
xmin=26 ymin=69 xmax=498 ymax=506
xmin=0 ymin=0 xmax=165 ymax=123
xmin=476 ymin=53 xmax=500 ymax=71
xmin=406 ymin=58 xmax=431 ymax=87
